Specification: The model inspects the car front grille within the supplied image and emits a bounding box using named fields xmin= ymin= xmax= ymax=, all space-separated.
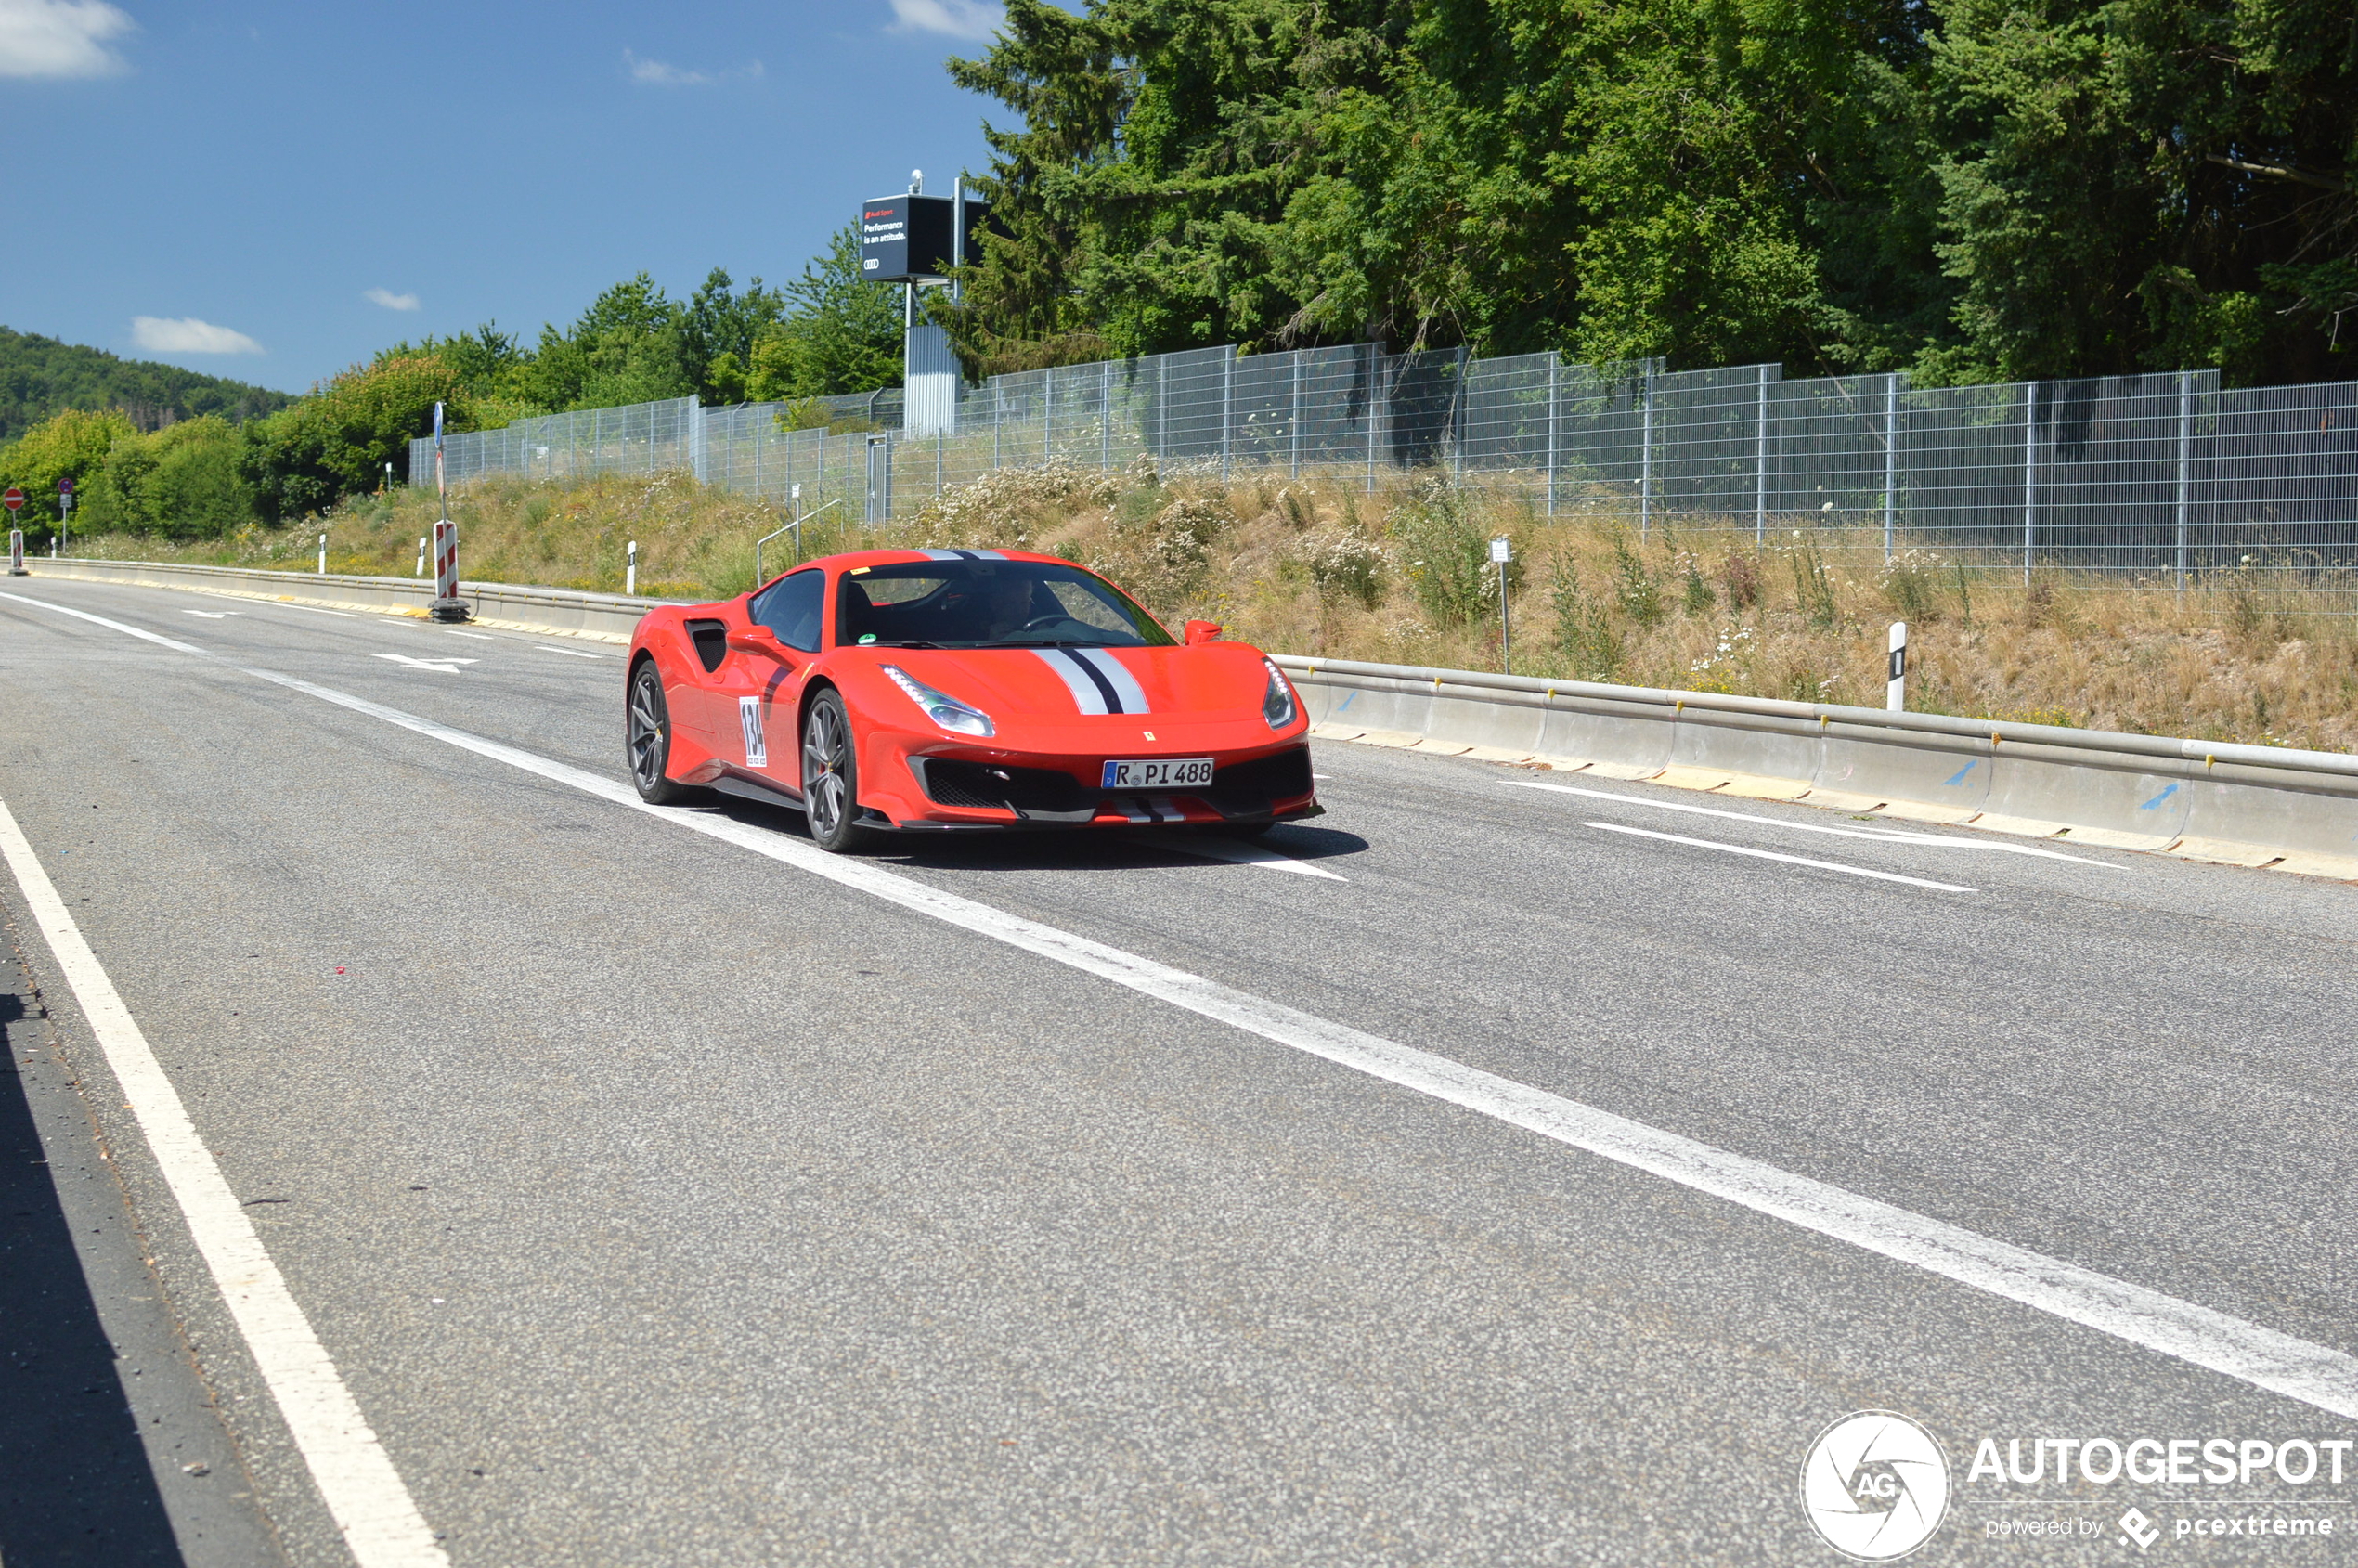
xmin=916 ymin=745 xmax=1314 ymax=820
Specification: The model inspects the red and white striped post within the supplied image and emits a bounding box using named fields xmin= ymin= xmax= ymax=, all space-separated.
xmin=430 ymin=519 xmax=466 ymax=621
xmin=428 ymin=401 xmax=470 ymax=621
xmin=7 ymin=527 xmax=24 ymax=576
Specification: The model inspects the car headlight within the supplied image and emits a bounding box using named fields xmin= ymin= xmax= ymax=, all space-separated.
xmin=1263 ymin=660 xmax=1298 ymax=730
xmin=883 ymin=665 xmax=995 ymax=737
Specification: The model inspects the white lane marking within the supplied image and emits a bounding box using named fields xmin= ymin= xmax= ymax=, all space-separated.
xmin=1154 ymin=835 xmax=1346 ymax=880
xmin=439 ymin=630 xmax=497 ymax=641
xmin=0 ymin=591 xmax=207 ymax=653
xmin=533 ymin=644 xmax=607 ymax=659
xmin=1313 ymin=772 xmax=1334 ymax=779
xmin=1510 ymin=780 xmax=2119 ymax=867
xmin=1586 ymin=821 xmax=1977 ymax=892
xmin=260 ymin=602 xmax=360 ymax=619
xmin=183 ymin=610 xmax=240 ymax=619
xmin=373 ymin=654 xmax=476 ymax=674
xmin=0 ymin=800 xmax=448 ymax=1567
xmin=231 ymin=668 xmax=2358 ymax=1421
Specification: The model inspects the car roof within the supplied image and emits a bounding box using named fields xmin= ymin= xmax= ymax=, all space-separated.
xmin=798 ymin=547 xmax=1074 ymax=572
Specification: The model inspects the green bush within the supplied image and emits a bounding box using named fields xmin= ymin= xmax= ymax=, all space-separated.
xmin=84 ymin=417 xmax=253 ymax=538
xmin=243 ymin=356 xmax=469 ymax=522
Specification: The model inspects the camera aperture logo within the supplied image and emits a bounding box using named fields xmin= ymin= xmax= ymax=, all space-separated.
xmin=1802 ymin=1411 xmax=1952 ymax=1560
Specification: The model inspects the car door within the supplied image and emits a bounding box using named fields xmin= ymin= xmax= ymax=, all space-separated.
xmin=719 ymin=567 xmax=825 ymax=788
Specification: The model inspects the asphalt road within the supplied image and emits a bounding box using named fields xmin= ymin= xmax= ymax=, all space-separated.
xmin=3 ymin=575 xmax=2355 ymax=1567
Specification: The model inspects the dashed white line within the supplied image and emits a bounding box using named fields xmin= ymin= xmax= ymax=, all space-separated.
xmin=533 ymin=644 xmax=608 ymax=659
xmin=373 ymin=654 xmax=476 ymax=673
xmin=1585 ymin=821 xmax=1977 ymax=891
xmin=1509 ymin=779 xmax=2118 ymax=867
xmin=0 ymin=800 xmax=448 ymax=1567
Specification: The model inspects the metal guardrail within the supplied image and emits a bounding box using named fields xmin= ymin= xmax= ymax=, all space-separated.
xmin=1272 ymin=654 xmax=2358 ymax=877
xmin=19 ymin=558 xmax=2358 ymax=874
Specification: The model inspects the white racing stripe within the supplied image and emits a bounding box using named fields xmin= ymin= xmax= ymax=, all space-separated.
xmin=233 ymin=668 xmax=2358 ymax=1421
xmin=0 ymin=800 xmax=448 ymax=1568
xmin=16 ymin=595 xmax=2358 ymax=1422
xmin=1509 ymin=778 xmax=2119 ymax=867
xmin=1586 ymin=821 xmax=1978 ymax=892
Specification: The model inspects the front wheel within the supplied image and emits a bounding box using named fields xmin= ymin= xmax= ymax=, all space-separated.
xmin=800 ymin=690 xmax=873 ymax=853
xmin=627 ymin=660 xmax=707 ymax=805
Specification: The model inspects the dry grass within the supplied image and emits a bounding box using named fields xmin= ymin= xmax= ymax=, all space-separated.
xmin=68 ymin=460 xmax=2358 ymax=751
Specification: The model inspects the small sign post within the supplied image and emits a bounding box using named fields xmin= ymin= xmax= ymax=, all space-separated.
xmin=58 ymin=475 xmax=73 ymax=555
xmin=1490 ymin=537 xmax=1514 ymax=674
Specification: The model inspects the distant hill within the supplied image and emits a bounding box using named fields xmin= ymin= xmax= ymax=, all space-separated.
xmin=0 ymin=327 xmax=295 ymax=442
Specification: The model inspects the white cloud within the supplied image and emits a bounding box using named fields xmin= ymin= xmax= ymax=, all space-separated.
xmin=365 ymin=288 xmax=421 ymax=312
xmin=626 ymin=50 xmax=707 ymax=85
xmin=0 ymin=0 xmax=136 ymax=78
xmin=887 ymin=0 xmax=1004 ymax=41
xmin=131 ymin=317 xmax=264 ymax=356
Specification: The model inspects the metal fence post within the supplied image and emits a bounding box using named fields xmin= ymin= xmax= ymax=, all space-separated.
xmin=2174 ymin=369 xmax=2192 ymax=591
xmin=1366 ymin=342 xmax=1380 ymax=494
xmin=2023 ymin=381 xmax=2038 ymax=585
xmin=1883 ymin=371 xmax=1898 ymax=563
xmin=1639 ymin=364 xmax=1653 ymax=544
xmin=937 ymin=428 xmax=945 ymax=499
xmin=1453 ymin=344 xmax=1469 ymax=485
xmin=1157 ymin=356 xmax=1167 ymax=461
xmin=1545 ymin=354 xmax=1559 ymax=517
xmin=1043 ymin=366 xmax=1054 ymax=462
xmin=1100 ymin=358 xmax=1111 ymax=473
xmin=1755 ymin=363 xmax=1769 ymax=546
xmin=1289 ymin=351 xmax=1303 ymax=479
xmin=1221 ymin=351 xmax=1234 ymax=482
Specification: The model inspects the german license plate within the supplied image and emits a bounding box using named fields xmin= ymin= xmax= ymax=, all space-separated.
xmin=1101 ymin=757 xmax=1213 ymax=790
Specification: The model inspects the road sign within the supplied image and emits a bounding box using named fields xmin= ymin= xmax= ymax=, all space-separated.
xmin=3 ymin=487 xmax=22 ymax=512
xmin=58 ymin=475 xmax=73 ymax=495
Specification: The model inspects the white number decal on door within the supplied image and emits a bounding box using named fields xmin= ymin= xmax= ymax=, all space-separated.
xmin=739 ymin=696 xmax=767 ymax=767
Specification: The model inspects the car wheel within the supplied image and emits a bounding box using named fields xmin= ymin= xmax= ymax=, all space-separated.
xmin=801 ymin=690 xmax=872 ymax=852
xmin=627 ymin=659 xmax=706 ymax=805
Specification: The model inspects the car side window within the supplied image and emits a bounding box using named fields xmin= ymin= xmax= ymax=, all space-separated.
xmin=750 ymin=568 xmax=824 ymax=653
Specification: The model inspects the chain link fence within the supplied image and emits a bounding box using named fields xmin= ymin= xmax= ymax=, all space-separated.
xmin=413 ymin=346 xmax=2358 ymax=587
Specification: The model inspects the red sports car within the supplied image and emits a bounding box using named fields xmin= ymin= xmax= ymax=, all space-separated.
xmin=624 ymin=548 xmax=1318 ymax=851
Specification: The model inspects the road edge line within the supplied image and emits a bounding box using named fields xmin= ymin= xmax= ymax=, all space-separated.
xmin=0 ymin=798 xmax=447 ymax=1568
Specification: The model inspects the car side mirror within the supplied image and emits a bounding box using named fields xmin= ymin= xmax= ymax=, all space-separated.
xmin=726 ymin=626 xmax=782 ymax=654
xmin=1183 ymin=619 xmax=1224 ymax=646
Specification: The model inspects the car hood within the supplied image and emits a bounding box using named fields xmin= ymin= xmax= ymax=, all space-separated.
xmin=861 ymin=642 xmax=1272 ymax=722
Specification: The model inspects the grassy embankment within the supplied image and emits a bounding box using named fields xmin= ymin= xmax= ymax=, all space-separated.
xmin=65 ymin=459 xmax=2358 ymax=752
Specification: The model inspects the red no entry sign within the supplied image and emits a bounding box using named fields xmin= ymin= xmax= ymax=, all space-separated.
xmin=2 ymin=487 xmax=23 ymax=512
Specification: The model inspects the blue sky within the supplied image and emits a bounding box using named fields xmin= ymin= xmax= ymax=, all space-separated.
xmin=0 ymin=0 xmax=1013 ymax=392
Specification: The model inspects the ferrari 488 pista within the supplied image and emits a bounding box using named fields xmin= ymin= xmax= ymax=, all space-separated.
xmin=624 ymin=549 xmax=1318 ymax=851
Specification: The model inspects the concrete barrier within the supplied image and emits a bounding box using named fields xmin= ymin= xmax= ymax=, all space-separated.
xmin=19 ymin=558 xmax=671 ymax=643
xmin=1272 ymin=654 xmax=2358 ymax=881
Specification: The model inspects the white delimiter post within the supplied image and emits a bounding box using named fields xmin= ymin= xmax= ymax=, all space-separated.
xmin=317 ymin=533 xmax=327 ymax=576
xmin=1886 ymin=621 xmax=1908 ymax=711
xmin=414 ymin=537 xmax=427 ymax=578
xmin=626 ymin=540 xmax=638 ymax=597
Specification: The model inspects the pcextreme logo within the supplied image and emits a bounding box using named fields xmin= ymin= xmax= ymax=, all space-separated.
xmin=1802 ymin=1410 xmax=1954 ymax=1561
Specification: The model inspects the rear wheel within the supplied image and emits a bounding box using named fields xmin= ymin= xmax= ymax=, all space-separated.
xmin=801 ymin=690 xmax=873 ymax=853
xmin=627 ymin=660 xmax=706 ymax=805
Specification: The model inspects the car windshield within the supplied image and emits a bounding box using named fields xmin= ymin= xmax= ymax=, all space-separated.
xmin=836 ymin=559 xmax=1176 ymax=650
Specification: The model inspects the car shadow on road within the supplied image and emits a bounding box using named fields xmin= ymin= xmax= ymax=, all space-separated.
xmin=0 ymin=991 xmax=188 ymax=1568
xmin=690 ymin=797 xmax=1371 ymax=875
